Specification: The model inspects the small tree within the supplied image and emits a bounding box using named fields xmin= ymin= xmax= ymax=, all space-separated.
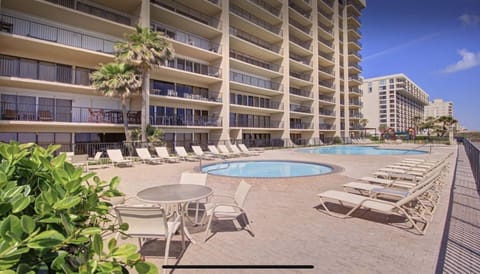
xmin=90 ymin=62 xmax=141 ymax=142
xmin=115 ymin=26 xmax=174 ymax=143
xmin=437 ymin=116 xmax=458 ymax=137
xmin=0 ymin=142 xmax=157 ymax=273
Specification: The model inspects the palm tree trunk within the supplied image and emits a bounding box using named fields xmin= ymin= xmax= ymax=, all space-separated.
xmin=141 ymin=70 xmax=149 ymax=143
xmin=121 ymin=97 xmax=130 ymax=142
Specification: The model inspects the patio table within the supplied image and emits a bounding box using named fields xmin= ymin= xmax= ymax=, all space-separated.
xmin=136 ymin=184 xmax=213 ymax=244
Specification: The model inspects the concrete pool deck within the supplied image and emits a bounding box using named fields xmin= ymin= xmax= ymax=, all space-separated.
xmin=94 ymin=143 xmax=457 ymax=273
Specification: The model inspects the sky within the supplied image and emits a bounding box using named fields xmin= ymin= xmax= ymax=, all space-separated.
xmin=360 ymin=0 xmax=480 ymax=131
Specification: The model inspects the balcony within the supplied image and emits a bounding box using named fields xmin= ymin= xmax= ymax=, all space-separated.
xmin=151 ymin=115 xmax=221 ymax=127
xmin=289 ymin=1 xmax=311 ymax=20
xmin=349 ymin=87 xmax=363 ymax=95
xmin=290 ymin=87 xmax=312 ymax=98
xmin=317 ymin=8 xmax=333 ymax=26
xmin=230 ymin=27 xmax=281 ymax=54
xmin=349 ymin=100 xmax=362 ymax=107
xmin=150 ymin=89 xmax=221 ymax=105
xmin=163 ymin=58 xmax=220 ymax=78
xmin=0 ymin=101 xmax=140 ymax=124
xmin=319 ymin=123 xmax=334 ymax=130
xmin=231 ymin=97 xmax=282 ymax=111
xmin=319 ymin=80 xmax=335 ymax=92
xmin=290 ymin=122 xmax=312 ymax=129
xmin=318 ymin=66 xmax=335 ymax=79
xmin=230 ymin=4 xmax=281 ymax=35
xmin=318 ymin=37 xmax=334 ymax=52
xmin=0 ymin=14 xmax=116 ymax=54
xmin=290 ymin=104 xmax=312 ymax=114
xmin=246 ymin=0 xmax=281 ymax=18
xmin=319 ymin=109 xmax=335 ymax=117
xmin=348 ymin=39 xmax=362 ymax=50
xmin=230 ymin=119 xmax=282 ymax=129
xmin=289 ymin=18 xmax=312 ymax=36
xmin=290 ymin=71 xmax=312 ymax=82
xmin=230 ymin=50 xmax=281 ymax=74
xmin=318 ymin=52 xmax=335 ymax=65
xmin=230 ymin=71 xmax=281 ymax=92
xmin=151 ymin=0 xmax=220 ymax=29
xmin=289 ymin=35 xmax=312 ymax=52
xmin=318 ymin=95 xmax=335 ymax=104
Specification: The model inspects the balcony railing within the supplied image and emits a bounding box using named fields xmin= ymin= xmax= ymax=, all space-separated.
xmin=0 ymin=101 xmax=140 ymax=124
xmin=319 ymin=66 xmax=334 ymax=75
xmin=318 ymin=52 xmax=335 ymax=62
xmin=230 ymin=119 xmax=282 ymax=128
xmin=151 ymin=22 xmax=219 ymax=53
xmin=317 ymin=8 xmax=332 ymax=21
xmin=349 ymin=113 xmax=363 ymax=118
xmin=0 ymin=14 xmax=116 ymax=54
xmin=151 ymin=0 xmax=220 ymax=29
xmin=164 ymin=58 xmax=220 ymax=78
xmin=348 ymin=51 xmax=362 ymax=58
xmin=318 ymin=37 xmax=334 ymax=49
xmin=247 ymin=0 xmax=281 ymax=17
xmin=290 ymin=72 xmax=312 ymax=82
xmin=290 ymin=87 xmax=312 ymax=98
xmin=289 ymin=35 xmax=312 ymax=51
xmin=319 ymin=81 xmax=335 ymax=89
xmin=230 ymin=71 xmax=281 ymax=91
xmin=230 ymin=4 xmax=281 ymax=34
xmin=290 ymin=122 xmax=312 ymax=129
xmin=349 ymin=87 xmax=362 ymax=94
xmin=289 ymin=18 xmax=311 ymax=35
xmin=349 ymin=63 xmax=362 ymax=70
xmin=319 ymin=123 xmax=334 ymax=130
xmin=319 ymin=109 xmax=335 ymax=116
xmin=349 ymin=100 xmax=362 ymax=106
xmin=322 ymin=0 xmax=334 ymax=8
xmin=289 ymin=2 xmax=311 ymax=19
xmin=230 ymin=27 xmax=281 ymax=53
xmin=231 ymin=99 xmax=281 ymax=110
xmin=348 ymin=39 xmax=362 ymax=47
xmin=150 ymin=115 xmax=221 ymax=127
xmin=150 ymin=89 xmax=221 ymax=103
xmin=230 ymin=50 xmax=281 ymax=72
xmin=349 ymin=75 xmax=361 ymax=81
xmin=290 ymin=105 xmax=312 ymax=113
xmin=46 ymin=0 xmax=133 ymax=26
xmin=319 ymin=95 xmax=335 ymax=103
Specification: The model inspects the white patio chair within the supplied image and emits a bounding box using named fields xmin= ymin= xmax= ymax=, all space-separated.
xmin=106 ymin=149 xmax=133 ymax=167
xmin=207 ymin=145 xmax=230 ymax=158
xmin=191 ymin=145 xmax=215 ymax=160
xmin=113 ymin=205 xmax=183 ymax=272
xmin=217 ymin=144 xmax=241 ymax=157
xmin=175 ymin=146 xmax=200 ymax=161
xmin=180 ymin=172 xmax=210 ymax=224
xmin=237 ymin=144 xmax=261 ymax=156
xmin=203 ymin=180 xmax=254 ymax=242
xmin=154 ymin=147 xmax=180 ymax=163
xmin=136 ymin=148 xmax=163 ymax=165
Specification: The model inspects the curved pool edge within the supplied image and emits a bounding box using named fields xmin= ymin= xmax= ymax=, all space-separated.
xmin=200 ymin=159 xmax=343 ymax=179
xmin=297 ymin=145 xmax=428 ymax=155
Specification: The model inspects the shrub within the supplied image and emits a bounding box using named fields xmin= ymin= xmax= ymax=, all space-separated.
xmin=333 ymin=136 xmax=342 ymax=144
xmin=0 ymin=142 xmax=157 ymax=273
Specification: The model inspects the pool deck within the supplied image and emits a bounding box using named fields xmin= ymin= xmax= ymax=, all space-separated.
xmin=94 ymin=143 xmax=460 ymax=273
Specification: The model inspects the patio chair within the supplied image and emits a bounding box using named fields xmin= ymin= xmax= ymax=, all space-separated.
xmin=106 ymin=149 xmax=133 ymax=167
xmin=180 ymin=172 xmax=210 ymax=224
xmin=237 ymin=144 xmax=260 ymax=156
xmin=154 ymin=147 xmax=180 ymax=163
xmin=113 ymin=205 xmax=183 ymax=272
xmin=70 ymin=154 xmax=88 ymax=171
xmin=316 ymin=174 xmax=441 ymax=235
xmin=203 ymin=180 xmax=254 ymax=242
xmin=136 ymin=148 xmax=163 ymax=165
xmin=228 ymin=144 xmax=250 ymax=157
xmin=87 ymin=151 xmax=104 ymax=170
xmin=207 ymin=145 xmax=231 ymax=158
xmin=217 ymin=144 xmax=241 ymax=157
xmin=191 ymin=145 xmax=215 ymax=160
xmin=175 ymin=146 xmax=200 ymax=161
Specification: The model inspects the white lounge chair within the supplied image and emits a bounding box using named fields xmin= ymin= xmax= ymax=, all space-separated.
xmin=136 ymin=148 xmax=163 ymax=165
xmin=106 ymin=149 xmax=133 ymax=167
xmin=237 ymin=144 xmax=261 ymax=156
xmin=113 ymin=205 xmax=183 ymax=272
xmin=155 ymin=147 xmax=180 ymax=163
xmin=191 ymin=145 xmax=215 ymax=160
xmin=203 ymin=180 xmax=254 ymax=242
xmin=87 ymin=151 xmax=104 ymax=169
xmin=208 ymin=145 xmax=232 ymax=158
xmin=217 ymin=144 xmax=241 ymax=157
xmin=70 ymin=154 xmax=88 ymax=171
xmin=175 ymin=146 xmax=200 ymax=161
xmin=228 ymin=144 xmax=250 ymax=156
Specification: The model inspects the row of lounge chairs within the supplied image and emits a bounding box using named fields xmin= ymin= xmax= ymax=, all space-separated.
xmin=351 ymin=138 xmax=374 ymax=144
xmin=316 ymin=153 xmax=452 ymax=234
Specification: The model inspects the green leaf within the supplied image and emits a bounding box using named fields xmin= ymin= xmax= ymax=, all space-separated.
xmin=0 ymin=215 xmax=21 ymax=239
xmin=92 ymin=234 xmax=103 ymax=256
xmin=50 ymin=251 xmax=68 ymax=272
xmin=135 ymin=261 xmax=159 ymax=274
xmin=53 ymin=196 xmax=81 ymax=210
xmin=52 ymin=167 xmax=70 ymax=185
xmin=20 ymin=215 xmax=35 ymax=234
xmin=0 ymin=203 xmax=12 ymax=216
xmin=27 ymin=230 xmax=65 ymax=249
xmin=11 ymin=196 xmax=31 ymax=213
xmin=80 ymin=227 xmax=102 ymax=236
xmin=107 ymin=238 xmax=117 ymax=252
xmin=110 ymin=243 xmax=137 ymax=258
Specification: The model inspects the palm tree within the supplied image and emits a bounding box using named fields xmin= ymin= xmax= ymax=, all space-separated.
xmin=115 ymin=26 xmax=174 ymax=143
xmin=90 ymin=62 xmax=141 ymax=142
xmin=436 ymin=116 xmax=458 ymax=136
xmin=359 ymin=118 xmax=368 ymax=137
xmin=420 ymin=116 xmax=436 ymax=138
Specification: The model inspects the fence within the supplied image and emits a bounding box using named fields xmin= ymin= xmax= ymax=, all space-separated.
xmin=463 ymin=138 xmax=480 ymax=188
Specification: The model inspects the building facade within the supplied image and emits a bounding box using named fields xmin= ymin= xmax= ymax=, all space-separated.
xmin=361 ymin=73 xmax=429 ymax=133
xmin=0 ymin=0 xmax=365 ymax=150
xmin=424 ymin=98 xmax=453 ymax=119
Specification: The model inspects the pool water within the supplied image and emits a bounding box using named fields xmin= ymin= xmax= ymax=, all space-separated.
xmin=201 ymin=160 xmax=334 ymax=178
xmin=299 ymin=145 xmax=427 ymax=155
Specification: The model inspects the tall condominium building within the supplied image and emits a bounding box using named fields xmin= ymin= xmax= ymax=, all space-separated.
xmin=0 ymin=0 xmax=365 ymax=149
xmin=424 ymin=98 xmax=453 ymax=119
xmin=361 ymin=73 xmax=429 ymax=133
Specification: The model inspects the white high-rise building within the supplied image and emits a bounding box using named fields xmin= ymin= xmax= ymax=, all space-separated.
xmin=361 ymin=73 xmax=429 ymax=133
xmin=424 ymin=98 xmax=453 ymax=119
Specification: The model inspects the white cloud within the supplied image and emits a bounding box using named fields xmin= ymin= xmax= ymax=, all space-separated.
xmin=442 ymin=49 xmax=480 ymax=73
xmin=459 ymin=13 xmax=480 ymax=26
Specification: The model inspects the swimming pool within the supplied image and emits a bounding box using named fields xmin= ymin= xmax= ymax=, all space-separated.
xmin=299 ymin=145 xmax=427 ymax=155
xmin=201 ymin=160 xmax=334 ymax=178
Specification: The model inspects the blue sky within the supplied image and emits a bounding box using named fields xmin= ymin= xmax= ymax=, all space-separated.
xmin=360 ymin=0 xmax=480 ymax=131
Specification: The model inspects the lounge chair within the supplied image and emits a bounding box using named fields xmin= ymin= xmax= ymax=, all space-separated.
xmin=155 ymin=147 xmax=180 ymax=163
xmin=191 ymin=145 xmax=215 ymax=160
xmin=217 ymin=144 xmax=241 ymax=157
xmin=87 ymin=151 xmax=104 ymax=169
xmin=136 ymin=148 xmax=163 ymax=165
xmin=70 ymin=154 xmax=88 ymax=171
xmin=228 ymin=143 xmax=250 ymax=156
xmin=203 ymin=180 xmax=254 ymax=242
xmin=317 ymin=183 xmax=436 ymax=235
xmin=106 ymin=149 xmax=133 ymax=167
xmin=175 ymin=146 xmax=200 ymax=161
xmin=113 ymin=205 xmax=183 ymax=273
xmin=208 ymin=145 xmax=232 ymax=158
xmin=179 ymin=172 xmax=210 ymax=224
xmin=237 ymin=144 xmax=261 ymax=156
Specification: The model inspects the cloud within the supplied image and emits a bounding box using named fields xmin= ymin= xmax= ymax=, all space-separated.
xmin=459 ymin=13 xmax=480 ymax=26
xmin=442 ymin=49 xmax=480 ymax=73
xmin=363 ymin=32 xmax=441 ymax=61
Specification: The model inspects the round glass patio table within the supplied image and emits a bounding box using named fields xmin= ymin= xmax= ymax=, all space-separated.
xmin=136 ymin=184 xmax=213 ymax=244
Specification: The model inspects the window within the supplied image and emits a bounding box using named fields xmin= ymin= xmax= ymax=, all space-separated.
xmin=56 ymin=64 xmax=72 ymax=83
xmin=38 ymin=62 xmax=56 ymax=81
xmin=19 ymin=58 xmax=38 ymax=79
xmin=75 ymin=67 xmax=91 ymax=86
xmin=0 ymin=55 xmax=18 ymax=77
